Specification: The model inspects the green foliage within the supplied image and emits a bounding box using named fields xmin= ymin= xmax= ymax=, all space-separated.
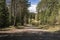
xmin=11 ymin=0 xmax=30 ymax=26
xmin=0 ymin=0 xmax=9 ymax=28
xmin=29 ymin=13 xmax=35 ymax=19
xmin=37 ymin=0 xmax=60 ymax=25
xmin=31 ymin=19 xmax=39 ymax=26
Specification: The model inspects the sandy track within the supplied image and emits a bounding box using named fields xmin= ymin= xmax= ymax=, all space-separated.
xmin=0 ymin=29 xmax=49 ymax=33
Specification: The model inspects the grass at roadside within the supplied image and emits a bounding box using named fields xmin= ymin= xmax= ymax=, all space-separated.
xmin=37 ymin=25 xmax=60 ymax=32
xmin=0 ymin=25 xmax=60 ymax=33
xmin=0 ymin=26 xmax=25 ymax=31
xmin=0 ymin=26 xmax=15 ymax=31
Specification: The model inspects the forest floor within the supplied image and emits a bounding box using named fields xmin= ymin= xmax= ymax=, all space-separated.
xmin=0 ymin=24 xmax=60 ymax=40
xmin=0 ymin=29 xmax=60 ymax=40
xmin=0 ymin=24 xmax=60 ymax=32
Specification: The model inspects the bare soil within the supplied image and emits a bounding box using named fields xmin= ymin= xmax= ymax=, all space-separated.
xmin=0 ymin=29 xmax=60 ymax=40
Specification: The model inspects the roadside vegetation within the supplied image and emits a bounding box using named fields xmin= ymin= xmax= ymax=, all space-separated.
xmin=0 ymin=0 xmax=60 ymax=32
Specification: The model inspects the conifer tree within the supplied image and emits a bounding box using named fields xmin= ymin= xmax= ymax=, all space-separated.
xmin=0 ymin=0 xmax=9 ymax=28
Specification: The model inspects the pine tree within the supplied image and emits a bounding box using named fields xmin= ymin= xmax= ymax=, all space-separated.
xmin=37 ymin=0 xmax=60 ymax=25
xmin=0 ymin=0 xmax=9 ymax=28
xmin=11 ymin=0 xmax=30 ymax=26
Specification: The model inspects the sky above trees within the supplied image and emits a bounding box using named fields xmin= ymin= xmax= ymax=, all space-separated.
xmin=6 ymin=0 xmax=40 ymax=13
xmin=29 ymin=0 xmax=39 ymax=5
xmin=28 ymin=0 xmax=40 ymax=13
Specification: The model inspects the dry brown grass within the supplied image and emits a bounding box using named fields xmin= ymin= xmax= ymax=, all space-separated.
xmin=37 ymin=25 xmax=60 ymax=32
xmin=47 ymin=25 xmax=60 ymax=32
xmin=0 ymin=25 xmax=60 ymax=33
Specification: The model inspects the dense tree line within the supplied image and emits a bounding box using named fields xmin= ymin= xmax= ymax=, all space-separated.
xmin=0 ymin=0 xmax=9 ymax=28
xmin=10 ymin=0 xmax=30 ymax=26
xmin=1 ymin=0 xmax=60 ymax=28
xmin=37 ymin=0 xmax=60 ymax=25
xmin=0 ymin=0 xmax=30 ymax=28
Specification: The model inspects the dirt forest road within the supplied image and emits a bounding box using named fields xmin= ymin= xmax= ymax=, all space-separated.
xmin=0 ymin=29 xmax=60 ymax=40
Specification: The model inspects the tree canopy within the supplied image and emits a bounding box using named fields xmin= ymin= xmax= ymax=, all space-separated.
xmin=37 ymin=0 xmax=60 ymax=25
xmin=0 ymin=0 xmax=9 ymax=28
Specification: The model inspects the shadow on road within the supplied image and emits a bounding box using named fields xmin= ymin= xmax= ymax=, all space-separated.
xmin=0 ymin=30 xmax=60 ymax=40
